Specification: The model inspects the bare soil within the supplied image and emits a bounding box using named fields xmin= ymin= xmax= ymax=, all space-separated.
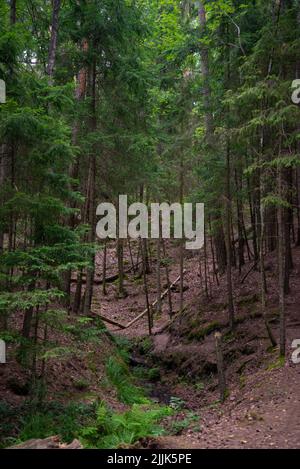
xmin=2 ymin=238 xmax=300 ymax=448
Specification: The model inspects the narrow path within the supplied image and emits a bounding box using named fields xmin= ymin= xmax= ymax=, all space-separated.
xmin=152 ymin=357 xmax=300 ymax=449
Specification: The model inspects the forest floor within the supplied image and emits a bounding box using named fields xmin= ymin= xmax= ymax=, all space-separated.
xmin=149 ymin=360 xmax=300 ymax=449
xmin=2 ymin=240 xmax=300 ymax=448
xmin=92 ymin=240 xmax=300 ymax=449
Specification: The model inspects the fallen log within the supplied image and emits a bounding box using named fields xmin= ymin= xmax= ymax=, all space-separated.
xmin=240 ymin=260 xmax=258 ymax=284
xmin=71 ymin=262 xmax=143 ymax=285
xmin=97 ymin=314 xmax=126 ymax=329
xmin=95 ymin=270 xmax=186 ymax=330
xmin=125 ymin=270 xmax=186 ymax=329
xmin=71 ymin=273 xmax=117 ymax=285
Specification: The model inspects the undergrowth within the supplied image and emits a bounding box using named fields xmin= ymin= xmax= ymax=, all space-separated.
xmin=105 ymin=355 xmax=149 ymax=405
xmin=1 ymin=339 xmax=172 ymax=449
xmin=80 ymin=401 xmax=172 ymax=448
xmin=0 ymin=401 xmax=96 ymax=448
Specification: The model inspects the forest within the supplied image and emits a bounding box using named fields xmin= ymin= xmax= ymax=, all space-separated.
xmin=0 ymin=0 xmax=300 ymax=451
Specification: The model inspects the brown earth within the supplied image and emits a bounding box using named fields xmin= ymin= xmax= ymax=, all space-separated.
xmin=94 ymin=240 xmax=300 ymax=449
xmin=1 ymin=238 xmax=300 ymax=448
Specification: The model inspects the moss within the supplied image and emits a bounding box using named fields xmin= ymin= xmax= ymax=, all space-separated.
xmin=148 ymin=367 xmax=161 ymax=381
xmin=87 ymin=351 xmax=97 ymax=374
xmin=239 ymin=375 xmax=246 ymax=389
xmin=266 ymin=355 xmax=285 ymax=371
xmin=210 ymin=302 xmax=228 ymax=312
xmin=189 ymin=318 xmax=201 ymax=328
xmin=73 ymin=379 xmax=89 ymax=391
xmin=237 ymin=294 xmax=259 ymax=306
xmin=188 ymin=321 xmax=220 ymax=341
xmin=194 ymin=381 xmax=205 ymax=392
xmin=249 ymin=310 xmax=262 ymax=320
xmin=137 ymin=336 xmax=153 ymax=355
xmin=133 ymin=277 xmax=143 ymax=285
xmin=223 ymin=331 xmax=235 ymax=342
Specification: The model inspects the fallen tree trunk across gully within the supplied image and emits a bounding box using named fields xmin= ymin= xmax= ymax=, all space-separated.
xmin=94 ymin=270 xmax=186 ymax=330
xmin=71 ymin=262 xmax=143 ymax=285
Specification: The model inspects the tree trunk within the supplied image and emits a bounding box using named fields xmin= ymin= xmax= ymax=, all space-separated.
xmin=198 ymin=1 xmax=214 ymax=139
xmin=46 ymin=0 xmax=61 ymax=81
xmin=117 ymin=237 xmax=126 ymax=298
xmin=179 ymin=159 xmax=184 ymax=312
xmin=224 ymin=142 xmax=235 ymax=330
xmin=297 ymin=164 xmax=300 ymax=246
xmin=260 ymin=197 xmax=277 ymax=347
xmin=10 ymin=0 xmax=16 ymax=25
xmin=141 ymin=237 xmax=152 ymax=335
xmin=209 ymin=217 xmax=219 ymax=286
xmin=234 ymin=169 xmax=245 ymax=274
xmin=198 ymin=0 xmax=226 ymax=277
xmin=204 ymin=230 xmax=209 ymax=299
xmin=83 ymin=60 xmax=97 ymax=315
xmin=247 ymin=175 xmax=259 ymax=262
xmin=156 ymin=229 xmax=162 ymax=314
xmin=72 ymin=270 xmax=83 ymax=314
xmin=215 ymin=332 xmax=227 ymax=403
xmin=162 ymin=239 xmax=173 ymax=318
xmin=277 ymin=167 xmax=286 ymax=357
xmin=102 ymin=240 xmax=107 ymax=295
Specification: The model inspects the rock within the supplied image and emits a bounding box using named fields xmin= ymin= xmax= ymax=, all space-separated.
xmin=10 ymin=436 xmax=82 ymax=449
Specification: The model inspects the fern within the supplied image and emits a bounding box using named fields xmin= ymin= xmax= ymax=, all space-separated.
xmin=80 ymin=401 xmax=172 ymax=449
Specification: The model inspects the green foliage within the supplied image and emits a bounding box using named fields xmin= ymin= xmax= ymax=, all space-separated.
xmin=194 ymin=381 xmax=205 ymax=392
xmin=133 ymin=366 xmax=160 ymax=382
xmin=170 ymin=411 xmax=200 ymax=436
xmin=148 ymin=367 xmax=161 ymax=382
xmin=105 ymin=355 xmax=149 ymax=405
xmin=1 ymin=0 xmax=299 ymax=444
xmin=136 ymin=336 xmax=153 ymax=355
xmin=62 ymin=316 xmax=105 ymax=343
xmin=80 ymin=401 xmax=172 ymax=449
xmin=73 ymin=379 xmax=90 ymax=391
xmin=266 ymin=355 xmax=285 ymax=371
xmin=188 ymin=321 xmax=220 ymax=341
xmin=0 ymin=401 xmax=97 ymax=448
xmin=169 ymin=396 xmax=186 ymax=411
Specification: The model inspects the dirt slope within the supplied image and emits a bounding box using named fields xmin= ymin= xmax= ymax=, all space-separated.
xmin=97 ymin=241 xmax=300 ymax=449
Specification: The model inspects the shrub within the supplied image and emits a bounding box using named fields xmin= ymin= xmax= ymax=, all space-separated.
xmin=3 ymin=401 xmax=96 ymax=448
xmin=73 ymin=378 xmax=89 ymax=391
xmin=105 ymin=355 xmax=149 ymax=405
xmin=80 ymin=401 xmax=172 ymax=448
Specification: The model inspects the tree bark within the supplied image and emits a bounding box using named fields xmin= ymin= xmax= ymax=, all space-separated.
xmin=162 ymin=239 xmax=173 ymax=318
xmin=260 ymin=196 xmax=277 ymax=347
xmin=277 ymin=167 xmax=286 ymax=357
xmin=10 ymin=0 xmax=16 ymax=25
xmin=83 ymin=60 xmax=97 ymax=314
xmin=156 ymin=229 xmax=162 ymax=314
xmin=224 ymin=142 xmax=235 ymax=330
xmin=102 ymin=240 xmax=107 ymax=295
xmin=215 ymin=332 xmax=227 ymax=403
xmin=198 ymin=1 xmax=214 ymax=139
xmin=141 ymin=237 xmax=152 ymax=335
xmin=46 ymin=0 xmax=61 ymax=81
